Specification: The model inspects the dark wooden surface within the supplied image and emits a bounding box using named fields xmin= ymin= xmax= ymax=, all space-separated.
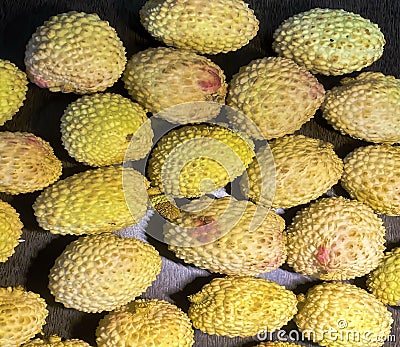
xmin=0 ymin=0 xmax=399 ymax=346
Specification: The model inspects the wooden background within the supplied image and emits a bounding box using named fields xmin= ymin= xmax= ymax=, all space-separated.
xmin=0 ymin=0 xmax=399 ymax=346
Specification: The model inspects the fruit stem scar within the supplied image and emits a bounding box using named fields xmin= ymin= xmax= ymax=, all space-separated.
xmin=198 ymin=67 xmax=222 ymax=93
xmin=188 ymin=215 xmax=219 ymax=243
xmin=317 ymin=246 xmax=331 ymax=268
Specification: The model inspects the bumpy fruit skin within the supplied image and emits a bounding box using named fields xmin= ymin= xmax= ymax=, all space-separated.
xmin=96 ymin=299 xmax=194 ymax=347
xmin=33 ymin=166 xmax=149 ymax=235
xmin=0 ymin=200 xmax=23 ymax=262
xmin=227 ymin=57 xmax=325 ymax=140
xmin=22 ymin=335 xmax=91 ymax=347
xmin=25 ymin=11 xmax=126 ymax=94
xmin=61 ymin=93 xmax=153 ymax=166
xmin=0 ymin=59 xmax=28 ymax=125
xmin=255 ymin=343 xmax=303 ymax=347
xmin=367 ymin=247 xmax=400 ymax=306
xmin=242 ymin=135 xmax=343 ymax=208
xmin=322 ymin=72 xmax=400 ymax=143
xmin=164 ymin=197 xmax=286 ymax=275
xmin=273 ymin=8 xmax=385 ymax=75
xmin=147 ymin=187 xmax=181 ymax=221
xmin=49 ymin=233 xmax=162 ymax=313
xmin=123 ymin=47 xmax=227 ymax=115
xmin=295 ymin=282 xmax=393 ymax=347
xmin=148 ymin=124 xmax=255 ymax=198
xmin=188 ymin=276 xmax=298 ymax=337
xmin=341 ymin=145 xmax=400 ymax=216
xmin=0 ymin=132 xmax=62 ymax=194
xmin=140 ymin=0 xmax=259 ymax=54
xmin=286 ymin=197 xmax=386 ymax=280
xmin=0 ymin=286 xmax=48 ymax=346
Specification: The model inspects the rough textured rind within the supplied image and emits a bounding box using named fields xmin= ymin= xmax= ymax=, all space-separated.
xmin=188 ymin=276 xmax=298 ymax=337
xmin=49 ymin=233 xmax=162 ymax=313
xmin=61 ymin=93 xmax=153 ymax=166
xmin=295 ymin=282 xmax=393 ymax=347
xmin=0 ymin=286 xmax=48 ymax=346
xmin=140 ymin=0 xmax=259 ymax=54
xmin=96 ymin=299 xmax=194 ymax=347
xmin=22 ymin=335 xmax=91 ymax=347
xmin=147 ymin=187 xmax=181 ymax=221
xmin=227 ymin=57 xmax=325 ymax=140
xmin=123 ymin=47 xmax=227 ymax=115
xmin=273 ymin=8 xmax=385 ymax=75
xmin=367 ymin=247 xmax=400 ymax=306
xmin=341 ymin=145 xmax=400 ymax=216
xmin=242 ymin=135 xmax=343 ymax=208
xmin=33 ymin=166 xmax=149 ymax=235
xmin=286 ymin=197 xmax=386 ymax=280
xmin=148 ymin=124 xmax=255 ymax=198
xmin=164 ymin=197 xmax=286 ymax=275
xmin=0 ymin=132 xmax=62 ymax=194
xmin=322 ymin=72 xmax=400 ymax=143
xmin=0 ymin=200 xmax=23 ymax=263
xmin=0 ymin=59 xmax=28 ymax=126
xmin=25 ymin=11 xmax=126 ymax=94
xmin=155 ymin=102 xmax=224 ymax=125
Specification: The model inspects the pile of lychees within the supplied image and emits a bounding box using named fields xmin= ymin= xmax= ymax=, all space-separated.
xmin=0 ymin=1 xmax=398 ymax=347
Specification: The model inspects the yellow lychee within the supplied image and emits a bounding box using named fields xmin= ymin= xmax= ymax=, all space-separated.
xmin=147 ymin=124 xmax=255 ymax=198
xmin=0 ymin=286 xmax=48 ymax=346
xmin=49 ymin=233 xmax=162 ymax=313
xmin=295 ymin=282 xmax=393 ymax=347
xmin=285 ymin=197 xmax=386 ymax=280
xmin=33 ymin=165 xmax=149 ymax=235
xmin=367 ymin=247 xmax=400 ymax=306
xmin=341 ymin=144 xmax=400 ymax=216
xmin=22 ymin=335 xmax=92 ymax=347
xmin=227 ymin=57 xmax=325 ymax=140
xmin=96 ymin=299 xmax=194 ymax=346
xmin=164 ymin=196 xmax=286 ymax=275
xmin=273 ymin=8 xmax=385 ymax=75
xmin=0 ymin=200 xmax=23 ymax=262
xmin=0 ymin=59 xmax=28 ymax=126
xmin=122 ymin=47 xmax=227 ymax=115
xmin=321 ymin=72 xmax=400 ymax=144
xmin=188 ymin=276 xmax=298 ymax=337
xmin=0 ymin=132 xmax=62 ymax=194
xmin=61 ymin=93 xmax=153 ymax=166
xmin=25 ymin=11 xmax=126 ymax=94
xmin=140 ymin=0 xmax=259 ymax=54
xmin=242 ymin=135 xmax=343 ymax=208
